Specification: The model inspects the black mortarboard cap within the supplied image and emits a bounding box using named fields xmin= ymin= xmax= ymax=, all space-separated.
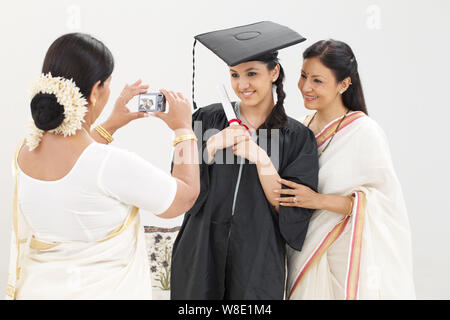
xmin=192 ymin=21 xmax=306 ymax=109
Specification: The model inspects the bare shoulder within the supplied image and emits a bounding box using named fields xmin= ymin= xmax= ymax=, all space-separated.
xmin=17 ymin=138 xmax=93 ymax=181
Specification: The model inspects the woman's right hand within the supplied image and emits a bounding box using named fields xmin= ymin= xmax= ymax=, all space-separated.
xmin=206 ymin=125 xmax=250 ymax=162
xmin=102 ymin=79 xmax=150 ymax=134
xmin=150 ymin=90 xmax=192 ymax=132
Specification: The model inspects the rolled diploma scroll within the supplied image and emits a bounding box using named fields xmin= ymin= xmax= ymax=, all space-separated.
xmin=216 ymin=84 xmax=240 ymax=126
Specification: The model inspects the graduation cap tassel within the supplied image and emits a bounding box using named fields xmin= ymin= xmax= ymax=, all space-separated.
xmin=192 ymin=39 xmax=198 ymax=110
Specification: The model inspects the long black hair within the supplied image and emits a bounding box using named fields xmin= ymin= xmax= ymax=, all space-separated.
xmin=31 ymin=33 xmax=114 ymax=131
xmin=303 ymin=39 xmax=368 ymax=115
xmin=249 ymin=51 xmax=288 ymax=131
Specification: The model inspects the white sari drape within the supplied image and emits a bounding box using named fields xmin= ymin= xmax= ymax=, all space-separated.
xmin=6 ymin=146 xmax=153 ymax=300
xmin=287 ymin=111 xmax=415 ymax=300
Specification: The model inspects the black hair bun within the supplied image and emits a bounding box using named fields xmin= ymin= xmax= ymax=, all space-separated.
xmin=30 ymin=93 xmax=65 ymax=131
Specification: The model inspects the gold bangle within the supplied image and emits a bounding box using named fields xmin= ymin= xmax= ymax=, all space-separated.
xmin=347 ymin=195 xmax=354 ymax=216
xmin=95 ymin=125 xmax=114 ymax=143
xmin=173 ymin=134 xmax=197 ymax=147
xmin=94 ymin=125 xmax=114 ymax=144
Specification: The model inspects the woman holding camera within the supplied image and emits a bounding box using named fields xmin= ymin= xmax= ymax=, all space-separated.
xmin=7 ymin=33 xmax=199 ymax=300
xmin=278 ymin=40 xmax=415 ymax=299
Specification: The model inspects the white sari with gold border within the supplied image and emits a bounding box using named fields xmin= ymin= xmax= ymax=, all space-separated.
xmin=6 ymin=147 xmax=153 ymax=300
xmin=287 ymin=111 xmax=415 ymax=300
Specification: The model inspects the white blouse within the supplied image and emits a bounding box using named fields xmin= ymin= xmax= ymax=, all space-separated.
xmin=16 ymin=142 xmax=177 ymax=242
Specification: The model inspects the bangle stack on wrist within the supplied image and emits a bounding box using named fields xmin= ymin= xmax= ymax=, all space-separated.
xmin=173 ymin=134 xmax=197 ymax=147
xmin=95 ymin=125 xmax=114 ymax=144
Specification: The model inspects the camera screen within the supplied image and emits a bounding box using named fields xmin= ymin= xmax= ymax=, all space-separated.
xmin=138 ymin=93 xmax=166 ymax=112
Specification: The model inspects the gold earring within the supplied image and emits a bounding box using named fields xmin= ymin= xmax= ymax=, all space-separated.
xmin=92 ymin=98 xmax=97 ymax=107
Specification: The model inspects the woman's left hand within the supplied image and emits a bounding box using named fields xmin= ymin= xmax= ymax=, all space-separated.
xmin=274 ymin=178 xmax=321 ymax=209
xmin=104 ymin=79 xmax=150 ymax=133
xmin=232 ymin=135 xmax=266 ymax=164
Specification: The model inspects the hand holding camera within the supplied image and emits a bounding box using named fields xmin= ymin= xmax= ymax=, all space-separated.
xmin=104 ymin=79 xmax=150 ymax=134
xmin=148 ymin=90 xmax=193 ymax=132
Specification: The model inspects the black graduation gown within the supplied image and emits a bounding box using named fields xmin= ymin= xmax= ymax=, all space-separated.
xmin=171 ymin=103 xmax=319 ymax=300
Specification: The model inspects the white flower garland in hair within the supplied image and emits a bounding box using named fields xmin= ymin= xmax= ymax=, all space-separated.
xmin=26 ymin=73 xmax=88 ymax=150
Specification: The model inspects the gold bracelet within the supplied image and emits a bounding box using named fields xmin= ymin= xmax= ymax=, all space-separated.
xmin=94 ymin=125 xmax=114 ymax=144
xmin=173 ymin=134 xmax=197 ymax=147
xmin=347 ymin=195 xmax=354 ymax=216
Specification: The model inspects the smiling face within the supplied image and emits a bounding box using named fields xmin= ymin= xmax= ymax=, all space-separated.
xmin=229 ymin=60 xmax=279 ymax=108
xmin=298 ymin=57 xmax=345 ymax=112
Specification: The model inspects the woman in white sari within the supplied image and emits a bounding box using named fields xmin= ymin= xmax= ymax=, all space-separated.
xmin=7 ymin=33 xmax=200 ymax=299
xmin=275 ymin=40 xmax=415 ymax=299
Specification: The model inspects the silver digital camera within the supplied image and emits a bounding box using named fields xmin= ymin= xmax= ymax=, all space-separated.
xmin=138 ymin=93 xmax=166 ymax=112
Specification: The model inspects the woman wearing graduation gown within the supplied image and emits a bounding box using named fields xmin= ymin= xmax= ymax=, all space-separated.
xmin=278 ymin=40 xmax=415 ymax=299
xmin=171 ymin=22 xmax=319 ymax=300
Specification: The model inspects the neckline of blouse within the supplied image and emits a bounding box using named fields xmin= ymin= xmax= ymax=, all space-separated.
xmin=17 ymin=142 xmax=96 ymax=184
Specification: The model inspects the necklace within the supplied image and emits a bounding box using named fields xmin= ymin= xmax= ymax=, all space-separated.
xmin=307 ymin=109 xmax=350 ymax=158
xmin=241 ymin=113 xmax=259 ymax=131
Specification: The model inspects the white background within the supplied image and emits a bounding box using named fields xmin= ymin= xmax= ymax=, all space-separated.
xmin=0 ymin=0 xmax=449 ymax=299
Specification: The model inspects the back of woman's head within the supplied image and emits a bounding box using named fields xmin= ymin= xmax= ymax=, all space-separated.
xmin=32 ymin=33 xmax=114 ymax=130
xmin=303 ymin=39 xmax=368 ymax=115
